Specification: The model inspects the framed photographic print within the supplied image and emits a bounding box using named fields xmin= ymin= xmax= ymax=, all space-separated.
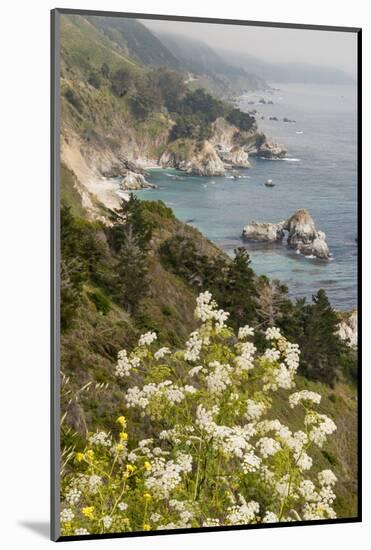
xmin=51 ymin=8 xmax=361 ymax=541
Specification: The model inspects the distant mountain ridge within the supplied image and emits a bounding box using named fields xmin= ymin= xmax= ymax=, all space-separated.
xmin=151 ymin=31 xmax=268 ymax=95
xmin=219 ymin=49 xmax=355 ymax=85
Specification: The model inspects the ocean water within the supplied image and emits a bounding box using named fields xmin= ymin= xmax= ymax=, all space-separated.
xmin=134 ymin=83 xmax=358 ymax=310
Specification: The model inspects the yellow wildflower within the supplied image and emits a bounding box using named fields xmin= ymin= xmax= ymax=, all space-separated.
xmin=116 ymin=443 xmax=124 ymax=452
xmin=86 ymin=450 xmax=95 ymax=461
xmin=119 ymin=432 xmax=128 ymax=441
xmin=143 ymin=492 xmax=152 ymax=502
xmin=75 ymin=452 xmax=85 ymax=462
xmin=144 ymin=461 xmax=151 ymax=471
xmin=143 ymin=524 xmax=151 ymax=531
xmin=82 ymin=506 xmax=95 ymax=520
xmin=116 ymin=416 xmax=127 ymax=428
xmin=123 ymin=464 xmax=135 ymax=478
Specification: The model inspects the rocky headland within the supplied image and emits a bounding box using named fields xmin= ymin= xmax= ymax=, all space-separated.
xmin=242 ymin=208 xmax=330 ymax=260
xmin=159 ymin=117 xmax=286 ymax=176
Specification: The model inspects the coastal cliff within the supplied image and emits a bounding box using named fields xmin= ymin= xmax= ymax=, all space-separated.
xmin=60 ymin=16 xmax=286 ymax=216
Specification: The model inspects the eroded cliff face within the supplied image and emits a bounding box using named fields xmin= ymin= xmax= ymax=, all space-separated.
xmin=159 ymin=140 xmax=226 ymax=176
xmin=338 ymin=311 xmax=358 ymax=349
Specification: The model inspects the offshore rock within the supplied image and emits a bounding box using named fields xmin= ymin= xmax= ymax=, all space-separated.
xmin=242 ymin=221 xmax=285 ymax=242
xmin=256 ymin=139 xmax=287 ymax=159
xmin=120 ymin=171 xmax=157 ymax=190
xmin=242 ymin=208 xmax=330 ymax=260
xmin=283 ymin=209 xmax=330 ymax=259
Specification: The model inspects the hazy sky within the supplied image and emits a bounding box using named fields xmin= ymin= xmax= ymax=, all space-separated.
xmin=142 ymin=19 xmax=357 ymax=77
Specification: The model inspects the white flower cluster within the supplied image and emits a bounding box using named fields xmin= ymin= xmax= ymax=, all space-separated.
xmin=203 ymin=518 xmax=220 ymax=527
xmin=262 ymin=511 xmax=279 ymax=523
xmin=74 ymin=528 xmax=89 ymax=535
xmin=242 ymin=451 xmax=262 ymax=473
xmin=65 ymin=486 xmax=81 ymax=505
xmin=238 ymin=325 xmax=254 ymax=339
xmin=61 ymin=291 xmax=339 ymax=534
xmin=189 ymin=365 xmax=204 ymax=377
xmin=245 ymin=399 xmax=266 ymax=421
xmin=88 ymin=431 xmax=112 ymax=447
xmin=289 ymin=390 xmax=322 ymax=408
xmin=138 ymin=331 xmax=157 ymax=347
xmin=168 ymin=499 xmax=194 ymax=526
xmin=262 ymin=340 xmax=300 ymax=392
xmin=256 ymin=420 xmax=312 ymax=471
xmin=115 ymin=349 xmax=140 ymax=378
xmin=154 ymin=347 xmax=171 ymax=360
xmin=318 ymin=469 xmax=337 ymax=486
xmin=299 ymin=470 xmax=338 ymax=520
xmin=235 ymin=341 xmax=256 ymax=372
xmin=194 ymin=291 xmax=230 ymax=330
xmin=206 ymin=361 xmax=232 ymax=394
xmin=102 ymin=515 xmax=112 ymax=529
xmin=257 ymin=437 xmax=282 ymax=458
xmin=264 ymin=348 xmax=281 ymax=362
xmin=306 ymin=412 xmax=337 ymax=447
xmin=196 ymin=405 xmax=257 ymax=460
xmin=126 ymin=381 xmax=196 ymax=412
xmin=145 ymin=453 xmax=193 ymax=499
xmin=60 ymin=508 xmax=74 ymax=523
xmin=88 ymin=474 xmax=102 ymax=494
xmin=184 ymin=331 xmax=203 ymax=362
xmin=265 ymin=327 xmax=282 ymax=341
xmin=226 ymin=497 xmax=260 ymax=525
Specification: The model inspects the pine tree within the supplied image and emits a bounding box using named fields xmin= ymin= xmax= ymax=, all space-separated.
xmin=220 ymin=248 xmax=257 ymax=329
xmin=108 ymin=196 xmax=152 ymax=312
xmin=298 ymin=289 xmax=346 ymax=386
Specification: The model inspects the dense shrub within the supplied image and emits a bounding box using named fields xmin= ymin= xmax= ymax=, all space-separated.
xmin=226 ymin=108 xmax=256 ymax=131
xmin=60 ymin=292 xmax=338 ymax=536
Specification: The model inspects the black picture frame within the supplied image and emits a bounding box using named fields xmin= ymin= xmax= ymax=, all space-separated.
xmin=51 ymin=8 xmax=362 ymax=542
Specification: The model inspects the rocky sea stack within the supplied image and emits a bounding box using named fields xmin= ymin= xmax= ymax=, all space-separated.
xmin=120 ymin=171 xmax=158 ymax=191
xmin=242 ymin=208 xmax=330 ymax=260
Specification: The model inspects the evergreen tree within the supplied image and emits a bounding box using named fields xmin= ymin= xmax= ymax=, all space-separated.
xmin=220 ymin=248 xmax=257 ymax=329
xmin=298 ymin=289 xmax=346 ymax=387
xmin=108 ymin=196 xmax=152 ymax=312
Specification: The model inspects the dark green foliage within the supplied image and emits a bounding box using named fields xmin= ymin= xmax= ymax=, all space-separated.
xmin=322 ymin=449 xmax=337 ymax=466
xmin=218 ymin=248 xmax=258 ymax=328
xmin=151 ymin=68 xmax=186 ymax=112
xmin=166 ymin=88 xmax=227 ymax=143
xmin=88 ymin=289 xmax=111 ymax=315
xmin=140 ymin=200 xmax=175 ymax=223
xmin=226 ymin=108 xmax=256 ymax=131
xmin=64 ymin=88 xmax=83 ymax=113
xmin=110 ymin=68 xmax=132 ymax=97
xmin=127 ymin=73 xmax=162 ymax=119
xmin=100 ymin=62 xmax=110 ymax=78
xmin=107 ymin=196 xmax=152 ymax=312
xmin=179 ymin=89 xmax=226 ymax=122
xmin=170 ymin=114 xmax=213 ymax=142
xmin=160 ymin=236 xmax=258 ymax=329
xmin=281 ymin=290 xmax=351 ymax=387
xmin=108 ymin=195 xmax=152 ymax=252
xmin=88 ymin=71 xmax=102 ymax=89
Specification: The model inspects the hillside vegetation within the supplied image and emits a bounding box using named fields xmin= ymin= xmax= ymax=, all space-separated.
xmin=58 ymin=14 xmax=358 ymax=534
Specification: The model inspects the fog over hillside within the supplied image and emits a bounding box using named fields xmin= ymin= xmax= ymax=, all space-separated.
xmin=143 ymin=19 xmax=357 ymax=84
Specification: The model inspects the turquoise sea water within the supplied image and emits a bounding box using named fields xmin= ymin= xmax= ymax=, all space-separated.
xmin=134 ymin=83 xmax=358 ymax=310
